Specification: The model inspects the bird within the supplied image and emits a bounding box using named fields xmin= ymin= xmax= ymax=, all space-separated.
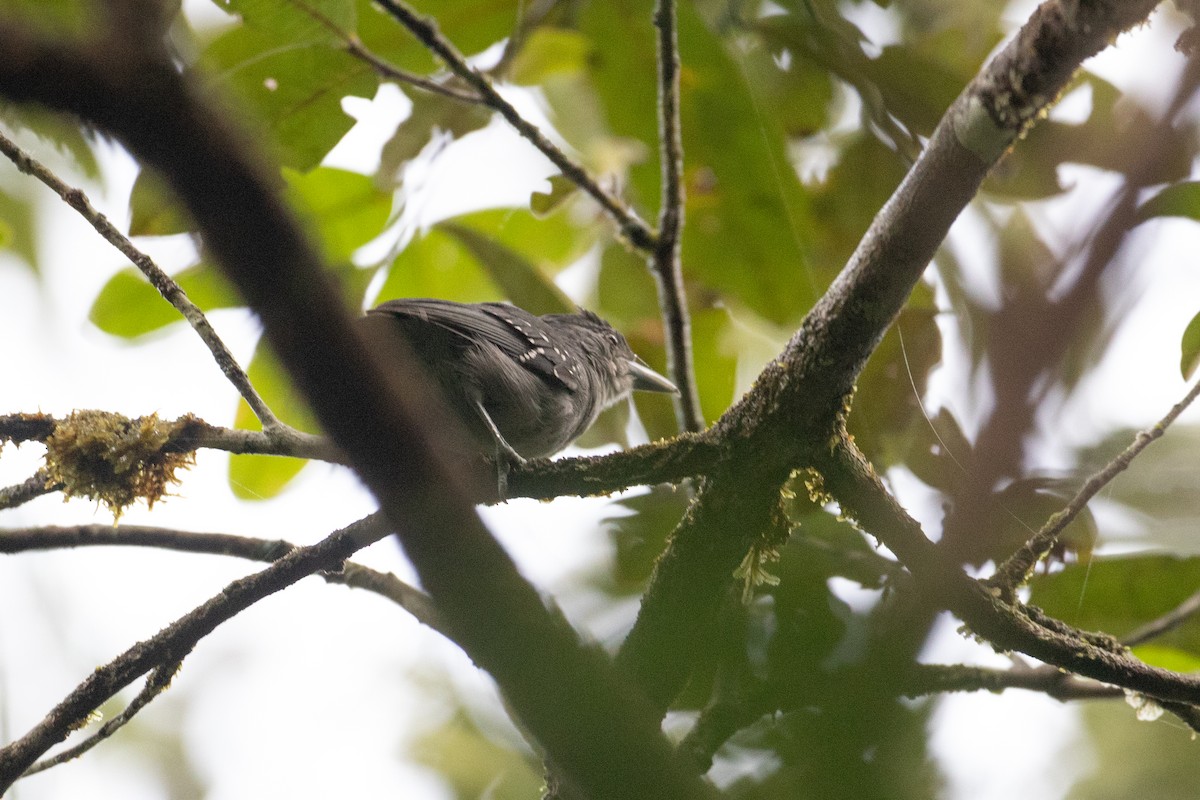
xmin=363 ymin=298 xmax=679 ymax=469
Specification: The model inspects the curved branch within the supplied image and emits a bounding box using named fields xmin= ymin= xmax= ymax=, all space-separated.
xmin=816 ymin=438 xmax=1200 ymax=707
xmin=0 ymin=523 xmax=444 ymax=635
xmin=615 ymin=0 xmax=1167 ymax=713
xmin=0 ymin=513 xmax=392 ymax=787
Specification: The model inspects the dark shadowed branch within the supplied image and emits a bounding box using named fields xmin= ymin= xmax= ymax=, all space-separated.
xmin=0 ymin=14 xmax=712 ymax=799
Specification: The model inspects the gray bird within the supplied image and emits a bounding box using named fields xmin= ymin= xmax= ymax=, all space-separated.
xmin=365 ymin=298 xmax=678 ymax=465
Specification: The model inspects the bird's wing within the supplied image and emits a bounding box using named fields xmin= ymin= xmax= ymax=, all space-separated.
xmin=369 ymin=299 xmax=581 ymax=391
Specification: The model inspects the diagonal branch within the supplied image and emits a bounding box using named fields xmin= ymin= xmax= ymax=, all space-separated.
xmin=990 ymin=373 xmax=1200 ymax=595
xmin=615 ymin=0 xmax=1167 ymax=712
xmin=816 ymin=437 xmax=1200 ymax=706
xmin=0 ymin=18 xmax=711 ymax=799
xmin=0 ymin=129 xmax=286 ymax=434
xmin=370 ymin=0 xmax=658 ymax=252
xmin=651 ymin=0 xmax=703 ymax=432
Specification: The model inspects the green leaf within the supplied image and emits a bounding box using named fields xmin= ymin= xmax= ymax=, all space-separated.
xmin=563 ymin=0 xmax=827 ymax=324
xmin=229 ymin=340 xmax=321 ymax=500
xmin=282 ymin=166 xmax=393 ymax=261
xmin=377 ymin=227 xmax=500 ymax=303
xmin=1029 ymin=554 xmax=1200 ymax=656
xmin=202 ymin=21 xmax=377 ymax=171
xmin=530 ymin=174 xmax=578 ymax=217
xmin=438 ymin=222 xmax=574 ymax=315
xmin=0 ymin=185 xmax=37 ymax=273
xmin=510 ymin=28 xmax=591 ymax=85
xmin=1181 ymin=310 xmax=1200 ymax=380
xmin=220 ymin=0 xmax=355 ymax=45
xmin=89 ymin=264 xmax=241 ymax=338
xmin=1138 ymin=181 xmax=1200 ymax=223
xmin=129 ymin=170 xmax=192 ymax=237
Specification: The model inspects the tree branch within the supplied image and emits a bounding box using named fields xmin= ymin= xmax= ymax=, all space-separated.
xmin=0 ymin=513 xmax=392 ymax=788
xmin=20 ymin=660 xmax=180 ymax=779
xmin=0 ymin=129 xmax=285 ymax=433
xmin=0 ymin=18 xmax=711 ymax=799
xmin=816 ymin=437 xmax=1200 ymax=707
xmin=615 ymin=0 xmax=1166 ymax=712
xmin=0 ymin=523 xmax=444 ymax=635
xmin=369 ymin=0 xmax=658 ymax=252
xmin=651 ymin=0 xmax=702 ymax=432
xmin=990 ymin=373 xmax=1200 ymax=595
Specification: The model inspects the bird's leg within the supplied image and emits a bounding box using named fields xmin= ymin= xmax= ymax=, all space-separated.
xmin=474 ymin=400 xmax=526 ymax=499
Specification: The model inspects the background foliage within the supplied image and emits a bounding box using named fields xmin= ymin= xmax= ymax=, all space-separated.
xmin=4 ymin=0 xmax=1200 ymax=797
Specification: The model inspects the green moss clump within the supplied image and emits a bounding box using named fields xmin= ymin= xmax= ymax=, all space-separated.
xmin=43 ymin=410 xmax=197 ymax=520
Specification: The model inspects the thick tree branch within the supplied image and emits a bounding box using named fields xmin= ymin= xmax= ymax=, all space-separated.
xmin=816 ymin=438 xmax=1200 ymax=706
xmin=616 ymin=0 xmax=1166 ymax=712
xmin=0 ymin=19 xmax=711 ymax=799
xmin=0 ymin=411 xmax=718 ymax=501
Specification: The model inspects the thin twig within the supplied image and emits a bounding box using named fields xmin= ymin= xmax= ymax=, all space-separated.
xmin=990 ymin=376 xmax=1200 ymax=594
xmin=370 ymin=0 xmax=658 ymax=252
xmin=279 ymin=0 xmax=481 ymax=102
xmin=21 ymin=660 xmax=181 ymax=778
xmin=0 ymin=129 xmax=284 ymax=432
xmin=1123 ymin=587 xmax=1200 ymax=648
xmin=0 ymin=523 xmax=445 ymax=634
xmin=651 ymin=0 xmax=703 ymax=433
xmin=0 ymin=469 xmax=59 ymax=511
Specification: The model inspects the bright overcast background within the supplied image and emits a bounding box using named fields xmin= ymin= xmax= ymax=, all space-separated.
xmin=3 ymin=1 xmax=1200 ymax=799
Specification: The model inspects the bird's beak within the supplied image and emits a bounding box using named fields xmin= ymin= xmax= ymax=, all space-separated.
xmin=627 ymin=360 xmax=679 ymax=394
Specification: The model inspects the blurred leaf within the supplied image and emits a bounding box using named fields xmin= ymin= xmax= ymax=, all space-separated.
xmin=377 ymin=227 xmax=502 ymax=303
xmin=229 ymin=340 xmax=320 ymax=499
xmin=283 ymin=166 xmax=393 ymax=261
xmin=603 ymin=485 xmax=692 ymax=594
xmin=510 ymin=27 xmax=591 ymax=85
xmin=411 ymin=708 xmax=541 ymax=800
xmin=848 ymin=285 xmax=941 ymax=469
xmin=0 ymin=185 xmax=37 ymax=272
xmin=1181 ymin=310 xmax=1200 ymax=380
xmin=1070 ymin=696 xmax=1200 ymax=799
xmin=1030 ymin=555 xmax=1200 ymax=655
xmin=202 ymin=19 xmax=376 ymax=171
xmin=438 ymin=222 xmax=574 ymax=314
xmin=1128 ymin=643 xmax=1200 ymax=674
xmin=530 ymin=174 xmax=578 ymax=216
xmin=569 ymin=0 xmax=824 ymax=324
xmin=0 ymin=105 xmax=100 ymax=178
xmin=1076 ymin=426 xmax=1200 ymax=555
xmin=220 ymin=0 xmax=355 ymax=44
xmin=129 ymin=170 xmax=192 ymax=237
xmin=1138 ymin=180 xmax=1200 ymax=223
xmin=89 ymin=264 xmax=241 ymax=338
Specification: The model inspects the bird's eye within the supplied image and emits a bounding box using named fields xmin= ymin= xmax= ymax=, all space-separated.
xmin=608 ymin=333 xmax=620 ymax=346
